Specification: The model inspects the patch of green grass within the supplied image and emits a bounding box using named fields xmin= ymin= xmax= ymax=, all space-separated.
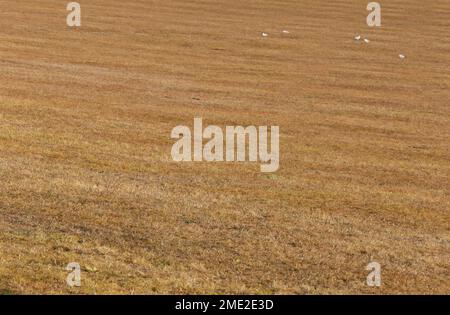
xmin=0 ymin=288 xmax=16 ymax=295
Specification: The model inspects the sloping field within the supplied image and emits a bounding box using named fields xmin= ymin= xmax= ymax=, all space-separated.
xmin=0 ymin=0 xmax=449 ymax=294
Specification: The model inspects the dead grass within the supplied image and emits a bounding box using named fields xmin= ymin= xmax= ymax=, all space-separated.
xmin=0 ymin=0 xmax=449 ymax=294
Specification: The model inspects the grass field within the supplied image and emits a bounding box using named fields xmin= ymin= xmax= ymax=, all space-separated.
xmin=0 ymin=0 xmax=449 ymax=294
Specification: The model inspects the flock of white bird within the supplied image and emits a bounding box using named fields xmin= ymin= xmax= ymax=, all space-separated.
xmin=354 ymin=35 xmax=370 ymax=43
xmin=355 ymin=34 xmax=406 ymax=60
xmin=260 ymin=31 xmax=406 ymax=60
xmin=261 ymin=30 xmax=289 ymax=37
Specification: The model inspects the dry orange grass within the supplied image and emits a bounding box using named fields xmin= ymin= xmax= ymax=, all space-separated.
xmin=0 ymin=0 xmax=449 ymax=294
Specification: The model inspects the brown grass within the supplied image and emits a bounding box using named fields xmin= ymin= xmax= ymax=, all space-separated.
xmin=0 ymin=0 xmax=449 ymax=294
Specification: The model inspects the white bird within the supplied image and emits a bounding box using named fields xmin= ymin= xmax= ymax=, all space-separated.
xmin=399 ymin=54 xmax=406 ymax=59
xmin=354 ymin=35 xmax=361 ymax=41
xmin=262 ymin=32 xmax=269 ymax=37
xmin=282 ymin=30 xmax=290 ymax=34
xmin=364 ymin=38 xmax=370 ymax=43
